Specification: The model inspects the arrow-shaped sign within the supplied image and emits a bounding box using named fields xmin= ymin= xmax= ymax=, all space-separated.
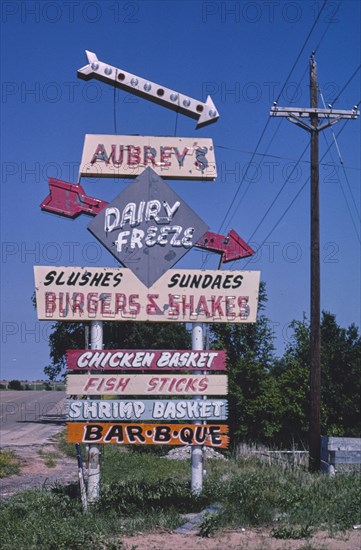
xmin=78 ymin=51 xmax=219 ymax=129
xmin=40 ymin=179 xmax=253 ymax=262
xmin=196 ymin=230 xmax=254 ymax=262
xmin=40 ymin=178 xmax=108 ymax=218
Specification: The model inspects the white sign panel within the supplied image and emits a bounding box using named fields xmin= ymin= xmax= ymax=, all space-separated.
xmin=67 ymin=399 xmax=228 ymax=421
xmin=34 ymin=266 xmax=260 ymax=323
xmin=67 ymin=374 xmax=228 ymax=395
xmin=80 ymin=135 xmax=217 ymax=180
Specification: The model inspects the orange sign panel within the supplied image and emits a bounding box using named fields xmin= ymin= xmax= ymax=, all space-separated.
xmin=67 ymin=422 xmax=229 ymax=448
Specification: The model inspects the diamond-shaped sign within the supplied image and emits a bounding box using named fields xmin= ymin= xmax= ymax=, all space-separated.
xmin=88 ymin=167 xmax=209 ymax=287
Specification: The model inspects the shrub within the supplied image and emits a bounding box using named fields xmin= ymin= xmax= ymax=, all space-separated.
xmin=8 ymin=380 xmax=23 ymax=390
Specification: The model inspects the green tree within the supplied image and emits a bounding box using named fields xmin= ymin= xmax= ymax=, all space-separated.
xmin=209 ymin=282 xmax=278 ymax=449
xmin=8 ymin=380 xmax=23 ymax=390
xmin=320 ymin=312 xmax=361 ymax=436
xmin=272 ymin=312 xmax=361 ymax=446
xmin=271 ymin=317 xmax=311 ymax=447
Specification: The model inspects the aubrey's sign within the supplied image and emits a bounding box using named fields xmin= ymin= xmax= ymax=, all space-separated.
xmin=34 ymin=266 xmax=260 ymax=323
xmin=66 ymin=374 xmax=227 ymax=395
xmin=67 ymin=422 xmax=229 ymax=447
xmin=66 ymin=349 xmax=227 ymax=371
xmin=67 ymin=399 xmax=228 ymax=421
xmin=79 ymin=135 xmax=216 ymax=180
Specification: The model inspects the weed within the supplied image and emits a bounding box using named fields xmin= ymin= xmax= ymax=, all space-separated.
xmin=1 ymin=448 xmax=360 ymax=548
xmin=52 ymin=430 xmax=80 ymax=458
xmin=271 ymin=523 xmax=313 ymax=539
xmin=198 ymin=512 xmax=220 ymax=537
xmin=0 ymin=450 xmax=22 ymax=478
xmin=37 ymin=449 xmax=59 ymax=468
xmin=99 ymin=478 xmax=207 ymax=514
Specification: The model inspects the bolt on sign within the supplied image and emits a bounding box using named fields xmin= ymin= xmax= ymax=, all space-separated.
xmin=67 ymin=399 xmax=228 ymax=422
xmin=66 ymin=374 xmax=228 ymax=396
xmin=79 ymin=135 xmax=217 ymax=180
xmin=66 ymin=349 xmax=227 ymax=371
xmin=87 ymin=167 xmax=209 ymax=287
xmin=33 ymin=266 xmax=260 ymax=323
xmin=67 ymin=423 xmax=229 ymax=447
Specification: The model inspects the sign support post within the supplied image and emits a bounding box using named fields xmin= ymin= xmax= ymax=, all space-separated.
xmin=87 ymin=320 xmax=103 ymax=503
xmin=191 ymin=322 xmax=204 ymax=495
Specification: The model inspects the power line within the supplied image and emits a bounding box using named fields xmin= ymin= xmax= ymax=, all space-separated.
xmin=217 ymin=0 xmax=331 ymax=239
xmin=313 ymin=1 xmax=341 ymax=55
xmin=239 ymin=72 xmax=360 ymax=265
xmin=275 ymin=0 xmax=328 ymax=103
xmin=241 ymin=120 xmax=361 ymax=269
xmin=215 ymin=144 xmax=359 ymax=171
xmin=319 ymin=88 xmax=360 ymax=222
xmin=331 ymin=64 xmax=361 ymax=106
xmin=217 ymin=118 xmax=271 ymax=234
xmin=206 ymin=1 xmax=356 ymax=270
xmin=321 ymin=131 xmax=361 ymax=241
xmin=228 ymin=66 xmax=311 ymax=220
xmin=216 ymin=64 xmax=309 ymax=237
xmin=247 ymin=142 xmax=310 ymax=242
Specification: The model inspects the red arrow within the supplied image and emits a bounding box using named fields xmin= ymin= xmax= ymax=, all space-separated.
xmin=196 ymin=230 xmax=254 ymax=262
xmin=40 ymin=179 xmax=254 ymax=261
xmin=40 ymin=178 xmax=108 ymax=218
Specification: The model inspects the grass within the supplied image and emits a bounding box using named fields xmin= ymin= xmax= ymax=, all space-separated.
xmin=37 ymin=448 xmax=60 ymax=468
xmin=52 ymin=430 xmax=78 ymax=458
xmin=0 ymin=450 xmax=22 ymax=478
xmin=1 ymin=441 xmax=360 ymax=549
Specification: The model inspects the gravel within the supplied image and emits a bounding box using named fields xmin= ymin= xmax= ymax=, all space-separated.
xmin=163 ymin=446 xmax=227 ymax=460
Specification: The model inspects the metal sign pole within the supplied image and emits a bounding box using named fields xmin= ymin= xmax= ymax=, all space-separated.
xmin=87 ymin=320 xmax=103 ymax=503
xmin=191 ymin=322 xmax=204 ymax=495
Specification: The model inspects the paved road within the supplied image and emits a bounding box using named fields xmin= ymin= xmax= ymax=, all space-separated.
xmin=0 ymin=391 xmax=66 ymax=446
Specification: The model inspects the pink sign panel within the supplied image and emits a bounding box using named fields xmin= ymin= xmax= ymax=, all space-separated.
xmin=66 ymin=349 xmax=227 ymax=371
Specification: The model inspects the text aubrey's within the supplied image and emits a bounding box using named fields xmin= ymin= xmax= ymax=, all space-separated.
xmin=79 ymin=135 xmax=217 ymax=180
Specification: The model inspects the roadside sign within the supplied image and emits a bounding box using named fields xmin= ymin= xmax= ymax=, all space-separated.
xmin=80 ymin=135 xmax=216 ymax=180
xmin=66 ymin=374 xmax=228 ymax=396
xmin=78 ymin=51 xmax=220 ymax=129
xmin=197 ymin=229 xmax=255 ymax=262
xmin=66 ymin=349 xmax=227 ymax=371
xmin=34 ymin=266 xmax=260 ymax=323
xmin=87 ymin=167 xmax=209 ymax=287
xmin=67 ymin=422 xmax=229 ymax=447
xmin=67 ymin=399 xmax=228 ymax=421
xmin=40 ymin=178 xmax=108 ymax=218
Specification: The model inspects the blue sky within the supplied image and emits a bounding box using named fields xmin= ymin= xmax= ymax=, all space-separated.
xmin=1 ymin=0 xmax=360 ymax=380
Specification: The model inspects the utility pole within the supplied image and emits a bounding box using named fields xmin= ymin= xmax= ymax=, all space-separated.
xmin=270 ymin=54 xmax=359 ymax=472
xmin=309 ymin=56 xmax=321 ymax=473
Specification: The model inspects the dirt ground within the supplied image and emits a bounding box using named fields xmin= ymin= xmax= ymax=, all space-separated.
xmin=1 ymin=446 xmax=360 ymax=550
xmin=0 ymin=444 xmax=78 ymax=498
xmin=119 ymin=529 xmax=361 ymax=550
